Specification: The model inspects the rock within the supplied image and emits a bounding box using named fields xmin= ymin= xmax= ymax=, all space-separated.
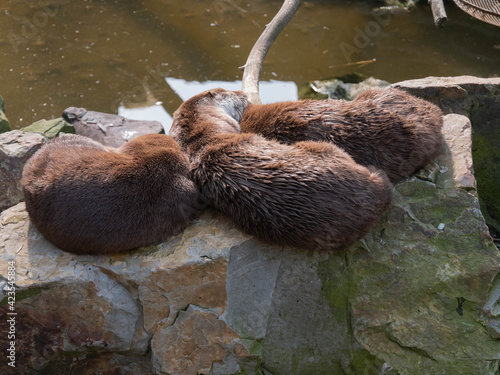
xmin=151 ymin=306 xmax=250 ymax=375
xmin=393 ymin=76 xmax=500 ymax=115
xmin=380 ymin=0 xmax=418 ymax=11
xmin=0 ymin=77 xmax=499 ymax=374
xmin=0 ymin=205 xmax=257 ymax=375
xmin=0 ymin=95 xmax=12 ymax=134
xmin=0 ymin=131 xmax=45 ymax=212
xmin=299 ymin=75 xmax=390 ymax=100
xmin=21 ymin=118 xmax=75 ymax=139
xmin=436 ymin=114 xmax=475 ymax=190
xmin=394 ymin=76 xmax=500 ymax=236
xmin=62 ymin=107 xmax=164 ymax=148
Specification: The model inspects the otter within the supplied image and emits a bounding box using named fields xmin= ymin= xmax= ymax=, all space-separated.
xmin=22 ymin=133 xmax=198 ymax=255
xmin=169 ymin=88 xmax=393 ymax=251
xmin=239 ymin=87 xmax=444 ymax=181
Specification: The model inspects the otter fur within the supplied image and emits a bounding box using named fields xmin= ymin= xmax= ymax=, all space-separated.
xmin=169 ymin=88 xmax=393 ymax=251
xmin=240 ymin=87 xmax=444 ymax=181
xmin=21 ymin=133 xmax=198 ymax=255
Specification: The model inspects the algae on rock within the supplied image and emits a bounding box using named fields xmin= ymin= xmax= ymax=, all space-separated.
xmin=394 ymin=76 xmax=500 ymax=237
xmin=0 ymin=95 xmax=12 ymax=133
xmin=299 ymin=75 xmax=389 ymax=100
xmin=21 ymin=118 xmax=75 ymax=139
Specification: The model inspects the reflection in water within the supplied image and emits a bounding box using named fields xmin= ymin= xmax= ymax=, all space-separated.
xmin=118 ymin=79 xmax=297 ymax=133
xmin=165 ymin=78 xmax=298 ymax=103
xmin=118 ymin=103 xmax=173 ymax=133
xmin=1 ymin=0 xmax=499 ymax=129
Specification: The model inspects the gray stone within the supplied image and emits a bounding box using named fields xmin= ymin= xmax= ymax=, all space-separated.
xmin=62 ymin=106 xmax=163 ymax=148
xmin=394 ymin=76 xmax=500 ymax=235
xmin=299 ymin=76 xmax=390 ymax=100
xmin=0 ymin=130 xmax=45 ymax=212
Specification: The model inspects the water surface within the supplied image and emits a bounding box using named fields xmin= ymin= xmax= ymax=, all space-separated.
xmin=1 ymin=0 xmax=499 ymax=129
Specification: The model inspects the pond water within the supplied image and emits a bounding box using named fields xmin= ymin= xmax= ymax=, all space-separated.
xmin=1 ymin=0 xmax=499 ymax=130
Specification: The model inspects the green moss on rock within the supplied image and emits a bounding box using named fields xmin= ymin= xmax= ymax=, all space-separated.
xmin=0 ymin=94 xmax=12 ymax=133
xmin=472 ymin=133 xmax=500 ymax=233
xmin=0 ymin=287 xmax=44 ymax=307
xmin=297 ymin=83 xmax=329 ymax=100
xmin=299 ymin=75 xmax=390 ymax=101
xmin=21 ymin=118 xmax=75 ymax=139
xmin=346 ymin=350 xmax=397 ymax=375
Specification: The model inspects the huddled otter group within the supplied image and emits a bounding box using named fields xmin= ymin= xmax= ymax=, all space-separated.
xmin=169 ymin=89 xmax=393 ymax=251
xmin=22 ymin=87 xmax=443 ymax=254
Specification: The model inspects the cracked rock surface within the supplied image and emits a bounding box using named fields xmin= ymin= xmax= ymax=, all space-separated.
xmin=1 ymin=77 xmax=500 ymax=374
xmin=0 ymin=130 xmax=46 ymax=212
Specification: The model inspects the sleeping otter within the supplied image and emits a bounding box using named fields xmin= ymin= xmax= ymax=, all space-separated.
xmin=240 ymin=87 xmax=444 ymax=181
xmin=169 ymin=88 xmax=393 ymax=251
xmin=22 ymin=133 xmax=198 ymax=255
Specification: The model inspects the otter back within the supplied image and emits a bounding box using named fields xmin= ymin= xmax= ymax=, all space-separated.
xmin=21 ymin=134 xmax=198 ymax=254
xmin=194 ymin=133 xmax=393 ymax=251
xmin=240 ymin=88 xmax=444 ymax=181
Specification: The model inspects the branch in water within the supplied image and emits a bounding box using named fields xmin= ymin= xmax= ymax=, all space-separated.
xmin=429 ymin=0 xmax=447 ymax=28
xmin=241 ymin=0 xmax=302 ymax=104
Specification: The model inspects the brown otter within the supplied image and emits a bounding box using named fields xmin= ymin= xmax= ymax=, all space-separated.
xmin=22 ymin=133 xmax=198 ymax=255
xmin=240 ymin=87 xmax=444 ymax=181
xmin=169 ymin=88 xmax=393 ymax=251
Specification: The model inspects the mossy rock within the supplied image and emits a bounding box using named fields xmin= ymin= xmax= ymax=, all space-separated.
xmin=382 ymin=0 xmax=417 ymax=9
xmin=21 ymin=118 xmax=75 ymax=139
xmin=0 ymin=95 xmax=12 ymax=133
xmin=298 ymin=75 xmax=389 ymax=101
xmin=0 ymin=112 xmax=11 ymax=133
xmin=468 ymin=84 xmax=500 ymax=235
xmin=297 ymin=83 xmax=329 ymax=100
xmin=472 ymin=133 xmax=500 ymax=234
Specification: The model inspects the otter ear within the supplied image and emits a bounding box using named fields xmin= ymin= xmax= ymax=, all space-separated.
xmin=208 ymin=91 xmax=214 ymax=98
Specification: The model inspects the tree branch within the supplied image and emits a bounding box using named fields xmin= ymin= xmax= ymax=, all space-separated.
xmin=429 ymin=0 xmax=447 ymax=28
xmin=241 ymin=0 xmax=302 ymax=104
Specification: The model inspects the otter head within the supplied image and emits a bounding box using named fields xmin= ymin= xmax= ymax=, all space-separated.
xmin=170 ymin=88 xmax=250 ymax=155
xmin=191 ymin=88 xmax=250 ymax=133
xmin=207 ymin=88 xmax=249 ymax=124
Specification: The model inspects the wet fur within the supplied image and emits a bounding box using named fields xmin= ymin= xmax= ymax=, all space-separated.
xmin=22 ymin=134 xmax=198 ymax=254
xmin=170 ymin=89 xmax=393 ymax=251
xmin=240 ymin=88 xmax=444 ymax=181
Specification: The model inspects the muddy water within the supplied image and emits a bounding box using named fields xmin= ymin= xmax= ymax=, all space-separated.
xmin=1 ymin=0 xmax=499 ymax=129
